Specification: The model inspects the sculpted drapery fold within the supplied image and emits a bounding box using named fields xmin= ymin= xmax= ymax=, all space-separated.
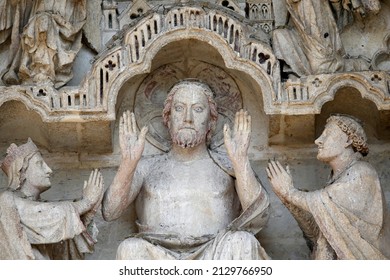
xmin=1 ymin=0 xmax=87 ymax=88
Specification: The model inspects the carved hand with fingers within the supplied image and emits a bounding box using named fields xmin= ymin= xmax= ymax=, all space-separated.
xmin=82 ymin=169 xmax=104 ymax=224
xmin=266 ymin=160 xmax=295 ymax=200
xmin=83 ymin=169 xmax=104 ymax=210
xmin=223 ymin=109 xmax=251 ymax=166
xmin=119 ymin=110 xmax=148 ymax=163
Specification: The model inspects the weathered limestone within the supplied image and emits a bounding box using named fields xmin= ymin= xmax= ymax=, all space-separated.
xmin=102 ymin=80 xmax=270 ymax=259
xmin=272 ymin=0 xmax=379 ymax=77
xmin=0 ymin=138 xmax=104 ymax=259
xmin=0 ymin=1 xmax=389 ymax=260
xmin=267 ymin=115 xmax=390 ymax=259
xmin=1 ymin=0 xmax=87 ymax=88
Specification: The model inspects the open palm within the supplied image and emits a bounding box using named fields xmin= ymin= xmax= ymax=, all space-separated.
xmin=119 ymin=110 xmax=148 ymax=162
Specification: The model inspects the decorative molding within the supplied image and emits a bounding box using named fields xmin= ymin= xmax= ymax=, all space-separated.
xmin=1 ymin=4 xmax=389 ymax=121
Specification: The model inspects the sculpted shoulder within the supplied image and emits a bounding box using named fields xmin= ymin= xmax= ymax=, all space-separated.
xmin=327 ymin=159 xmax=382 ymax=210
xmin=349 ymin=160 xmax=379 ymax=179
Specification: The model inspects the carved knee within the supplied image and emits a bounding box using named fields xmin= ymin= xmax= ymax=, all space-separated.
xmin=215 ymin=231 xmax=269 ymax=260
xmin=116 ymin=238 xmax=150 ymax=260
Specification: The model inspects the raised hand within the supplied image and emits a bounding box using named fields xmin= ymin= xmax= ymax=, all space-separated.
xmin=266 ymin=160 xmax=294 ymax=200
xmin=223 ymin=109 xmax=251 ymax=166
xmin=82 ymin=169 xmax=104 ymax=208
xmin=119 ymin=110 xmax=148 ymax=163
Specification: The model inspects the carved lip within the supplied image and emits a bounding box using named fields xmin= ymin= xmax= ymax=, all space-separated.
xmin=180 ymin=127 xmax=196 ymax=130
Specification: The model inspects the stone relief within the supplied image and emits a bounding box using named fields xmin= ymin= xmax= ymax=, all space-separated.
xmin=0 ymin=0 xmax=87 ymax=88
xmin=272 ymin=0 xmax=381 ymax=78
xmin=102 ymin=80 xmax=270 ymax=259
xmin=0 ymin=138 xmax=104 ymax=259
xmin=0 ymin=1 xmax=389 ymax=261
xmin=134 ymin=63 xmax=243 ymax=151
xmin=372 ymin=34 xmax=390 ymax=71
xmin=267 ymin=115 xmax=390 ymax=259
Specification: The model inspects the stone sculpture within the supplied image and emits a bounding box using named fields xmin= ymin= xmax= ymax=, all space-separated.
xmin=267 ymin=114 xmax=390 ymax=259
xmin=272 ymin=0 xmax=380 ymax=78
xmin=1 ymin=0 xmax=87 ymax=88
xmin=102 ymin=79 xmax=270 ymax=260
xmin=0 ymin=138 xmax=104 ymax=259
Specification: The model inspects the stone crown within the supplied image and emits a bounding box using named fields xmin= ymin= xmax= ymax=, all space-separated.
xmin=1 ymin=138 xmax=39 ymax=176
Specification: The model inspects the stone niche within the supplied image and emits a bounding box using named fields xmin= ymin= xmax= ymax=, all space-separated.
xmin=0 ymin=1 xmax=390 ymax=260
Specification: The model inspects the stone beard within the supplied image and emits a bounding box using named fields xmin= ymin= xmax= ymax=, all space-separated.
xmin=103 ymin=79 xmax=271 ymax=259
xmin=170 ymin=127 xmax=207 ymax=148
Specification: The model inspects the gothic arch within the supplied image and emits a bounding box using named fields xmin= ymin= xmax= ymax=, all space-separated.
xmin=85 ymin=6 xmax=277 ymax=120
xmin=312 ymin=73 xmax=388 ymax=114
xmin=0 ymin=88 xmax=49 ymax=122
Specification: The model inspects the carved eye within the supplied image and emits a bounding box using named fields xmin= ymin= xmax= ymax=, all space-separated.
xmin=175 ymin=105 xmax=184 ymax=112
xmin=193 ymin=106 xmax=204 ymax=113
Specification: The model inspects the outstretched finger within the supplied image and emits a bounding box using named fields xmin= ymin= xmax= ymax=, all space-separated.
xmin=238 ymin=109 xmax=244 ymax=132
xmin=266 ymin=166 xmax=273 ymax=180
xmin=126 ymin=111 xmax=131 ymax=135
xmin=99 ymin=170 xmax=104 ymax=187
xmin=131 ymin=112 xmax=137 ymax=134
xmin=276 ymin=161 xmax=288 ymax=175
xmin=90 ymin=169 xmax=98 ymax=185
xmin=97 ymin=171 xmax=103 ymax=190
xmin=234 ymin=111 xmax=239 ymax=133
xmin=267 ymin=161 xmax=277 ymax=178
xmin=242 ymin=111 xmax=247 ymax=131
xmin=122 ymin=111 xmax=127 ymax=135
xmin=271 ymin=160 xmax=284 ymax=176
xmin=96 ymin=175 xmax=104 ymax=201
xmin=87 ymin=169 xmax=94 ymax=185
xmin=286 ymin=165 xmax=292 ymax=176
xmin=95 ymin=169 xmax=100 ymax=184
xmin=140 ymin=126 xmax=148 ymax=141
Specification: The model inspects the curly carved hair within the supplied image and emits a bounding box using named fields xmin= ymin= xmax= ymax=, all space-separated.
xmin=327 ymin=114 xmax=369 ymax=156
xmin=162 ymin=79 xmax=218 ymax=144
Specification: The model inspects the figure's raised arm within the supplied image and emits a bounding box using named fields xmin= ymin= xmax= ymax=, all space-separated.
xmin=224 ymin=109 xmax=266 ymax=210
xmin=102 ymin=111 xmax=148 ymax=221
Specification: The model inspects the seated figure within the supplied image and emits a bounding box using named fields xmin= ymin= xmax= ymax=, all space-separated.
xmin=102 ymin=79 xmax=270 ymax=260
xmin=267 ymin=114 xmax=390 ymax=259
xmin=0 ymin=138 xmax=104 ymax=259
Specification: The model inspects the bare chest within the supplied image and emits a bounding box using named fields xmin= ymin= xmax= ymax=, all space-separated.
xmin=142 ymin=158 xmax=234 ymax=198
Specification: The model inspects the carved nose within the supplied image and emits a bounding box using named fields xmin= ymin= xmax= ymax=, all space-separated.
xmin=43 ymin=162 xmax=52 ymax=175
xmin=314 ymin=136 xmax=322 ymax=146
xmin=185 ymin=108 xmax=193 ymax=123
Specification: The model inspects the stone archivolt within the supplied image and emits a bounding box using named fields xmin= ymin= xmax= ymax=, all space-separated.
xmin=0 ymin=3 xmax=388 ymax=122
xmin=0 ymin=4 xmax=277 ymax=121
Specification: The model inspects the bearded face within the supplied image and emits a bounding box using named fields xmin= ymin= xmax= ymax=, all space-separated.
xmin=171 ymin=126 xmax=207 ymax=148
xmin=168 ymin=86 xmax=211 ymax=149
